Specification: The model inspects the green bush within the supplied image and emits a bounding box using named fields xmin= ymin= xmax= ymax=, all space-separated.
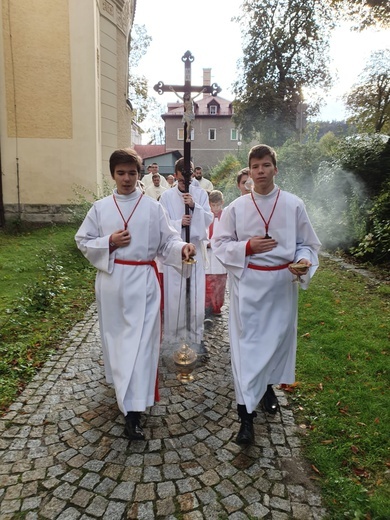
xmin=210 ymin=154 xmax=243 ymax=205
xmin=68 ymin=179 xmax=113 ymax=225
xmin=335 ymin=134 xmax=390 ymax=197
xmin=351 ymin=180 xmax=390 ymax=263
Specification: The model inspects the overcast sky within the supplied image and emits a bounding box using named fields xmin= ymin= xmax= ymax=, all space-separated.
xmin=133 ymin=1 xmax=389 ymax=123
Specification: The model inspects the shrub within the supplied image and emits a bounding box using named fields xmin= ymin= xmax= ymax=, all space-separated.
xmin=351 ymin=179 xmax=390 ymax=263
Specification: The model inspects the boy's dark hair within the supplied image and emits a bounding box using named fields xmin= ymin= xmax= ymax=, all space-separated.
xmin=209 ymin=190 xmax=223 ymax=203
xmin=174 ymin=157 xmax=194 ymax=174
xmin=236 ymin=167 xmax=249 ymax=185
xmin=109 ymin=148 xmax=142 ymax=177
xmin=248 ymin=144 xmax=277 ymax=167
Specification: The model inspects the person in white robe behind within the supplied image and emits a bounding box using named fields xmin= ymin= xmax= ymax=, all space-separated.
xmin=159 ymin=158 xmax=213 ymax=357
xmin=75 ymin=148 xmax=195 ymax=441
xmin=142 ymin=163 xmax=169 ymax=188
xmin=212 ymin=144 xmax=321 ymax=446
xmin=144 ymin=173 xmax=168 ymax=200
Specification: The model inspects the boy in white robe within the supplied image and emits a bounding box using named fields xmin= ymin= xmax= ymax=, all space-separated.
xmin=75 ymin=148 xmax=195 ymax=441
xmin=159 ymin=158 xmax=213 ymax=356
xmin=205 ymin=190 xmax=227 ymax=317
xmin=212 ymin=144 xmax=321 ymax=445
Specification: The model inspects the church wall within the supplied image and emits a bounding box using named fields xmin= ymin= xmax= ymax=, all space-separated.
xmin=0 ymin=0 xmax=135 ymax=223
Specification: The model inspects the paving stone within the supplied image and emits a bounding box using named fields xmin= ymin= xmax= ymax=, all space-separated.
xmin=56 ymin=507 xmax=82 ymax=520
xmin=156 ymin=481 xmax=176 ymax=499
xmin=134 ymin=482 xmax=156 ymax=501
xmin=156 ymin=497 xmax=175 ymax=517
xmin=177 ymin=492 xmax=199 ymax=511
xmin=40 ymin=496 xmax=66 ymax=518
xmin=70 ymin=489 xmax=93 ymax=508
xmin=221 ymin=494 xmax=244 ymax=513
xmin=102 ymin=501 xmax=126 ymax=519
xmin=85 ymin=495 xmax=108 ymax=517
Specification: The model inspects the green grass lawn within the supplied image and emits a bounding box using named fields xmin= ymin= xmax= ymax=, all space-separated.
xmin=294 ymin=257 xmax=389 ymax=519
xmin=0 ymin=224 xmax=96 ymax=408
xmin=0 ymin=225 xmax=389 ymax=519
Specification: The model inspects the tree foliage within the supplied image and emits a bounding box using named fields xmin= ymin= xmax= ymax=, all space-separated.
xmin=128 ymin=24 xmax=152 ymax=124
xmin=329 ymin=0 xmax=390 ymax=29
xmin=233 ymin=0 xmax=333 ymax=145
xmin=344 ymin=50 xmax=390 ymax=134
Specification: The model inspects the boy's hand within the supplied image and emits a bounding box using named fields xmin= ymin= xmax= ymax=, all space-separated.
xmin=182 ymin=193 xmax=194 ymax=208
xmin=182 ymin=243 xmax=196 ymax=260
xmin=289 ymin=259 xmax=311 ymax=275
xmin=249 ymin=236 xmax=278 ymax=254
xmin=110 ymin=229 xmax=131 ymax=248
xmin=182 ymin=214 xmax=192 ymax=226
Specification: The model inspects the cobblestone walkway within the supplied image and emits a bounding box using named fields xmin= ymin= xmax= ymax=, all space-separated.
xmin=0 ymin=299 xmax=327 ymax=519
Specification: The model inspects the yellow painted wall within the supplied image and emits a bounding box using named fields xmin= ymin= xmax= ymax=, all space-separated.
xmin=2 ymin=0 xmax=72 ymax=139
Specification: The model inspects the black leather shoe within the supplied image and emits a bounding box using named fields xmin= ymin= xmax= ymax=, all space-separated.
xmin=262 ymin=385 xmax=278 ymax=414
xmin=124 ymin=413 xmax=145 ymax=441
xmin=236 ymin=419 xmax=254 ymax=445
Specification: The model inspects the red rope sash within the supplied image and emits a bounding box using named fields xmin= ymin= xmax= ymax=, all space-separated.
xmin=248 ymin=262 xmax=291 ymax=271
xmin=114 ymin=259 xmax=159 ymax=279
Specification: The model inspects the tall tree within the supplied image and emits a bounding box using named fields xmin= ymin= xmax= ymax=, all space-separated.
xmin=128 ymin=24 xmax=164 ymax=142
xmin=233 ymin=0 xmax=333 ymax=145
xmin=329 ymin=0 xmax=390 ymax=29
xmin=128 ymin=24 xmax=153 ymax=124
xmin=344 ymin=49 xmax=390 ymax=134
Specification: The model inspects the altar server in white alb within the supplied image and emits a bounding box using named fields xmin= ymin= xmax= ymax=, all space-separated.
xmin=75 ymin=149 xmax=195 ymax=442
xmin=212 ymin=144 xmax=321 ymax=446
xmin=159 ymin=158 xmax=213 ymax=355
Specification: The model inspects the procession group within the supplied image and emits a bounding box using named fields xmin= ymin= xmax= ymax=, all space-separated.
xmin=75 ymin=145 xmax=321 ymax=445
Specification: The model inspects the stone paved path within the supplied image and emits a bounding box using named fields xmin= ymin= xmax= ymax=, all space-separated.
xmin=0 ymin=298 xmax=327 ymax=519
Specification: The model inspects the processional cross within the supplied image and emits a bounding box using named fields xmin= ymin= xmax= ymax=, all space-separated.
xmin=154 ymin=50 xmax=221 ymax=243
xmin=154 ymin=52 xmax=221 ymax=377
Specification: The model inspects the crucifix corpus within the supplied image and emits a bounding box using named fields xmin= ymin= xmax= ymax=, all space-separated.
xmin=154 ymin=50 xmax=221 ymax=241
xmin=154 ymin=51 xmax=221 ymax=380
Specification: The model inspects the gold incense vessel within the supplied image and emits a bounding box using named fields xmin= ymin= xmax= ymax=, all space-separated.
xmin=173 ymin=343 xmax=198 ymax=383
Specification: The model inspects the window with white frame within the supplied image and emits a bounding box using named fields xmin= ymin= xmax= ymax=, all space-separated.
xmin=231 ymin=128 xmax=239 ymax=140
xmin=209 ymin=105 xmax=217 ymax=115
xmin=208 ymin=128 xmax=216 ymax=140
xmin=177 ymin=128 xmax=194 ymax=140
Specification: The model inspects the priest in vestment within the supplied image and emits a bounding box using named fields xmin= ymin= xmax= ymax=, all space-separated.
xmin=212 ymin=144 xmax=321 ymax=445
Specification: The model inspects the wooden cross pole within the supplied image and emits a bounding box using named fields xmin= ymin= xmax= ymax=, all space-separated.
xmin=154 ymin=51 xmax=221 ymax=346
xmin=154 ymin=50 xmax=221 ymax=243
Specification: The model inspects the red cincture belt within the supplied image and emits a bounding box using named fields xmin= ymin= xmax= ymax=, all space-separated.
xmin=114 ymin=259 xmax=159 ymax=278
xmin=248 ymin=262 xmax=291 ymax=271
